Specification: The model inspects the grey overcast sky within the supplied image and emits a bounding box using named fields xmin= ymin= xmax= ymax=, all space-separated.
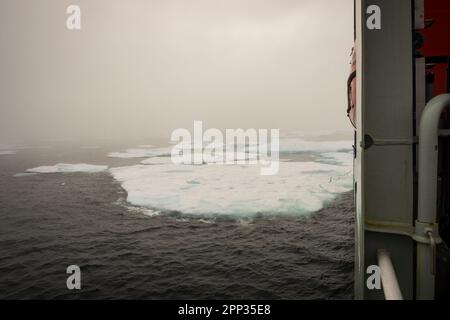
xmin=0 ymin=0 xmax=354 ymax=143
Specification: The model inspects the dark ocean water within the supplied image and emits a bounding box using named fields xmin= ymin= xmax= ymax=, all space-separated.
xmin=0 ymin=145 xmax=354 ymax=299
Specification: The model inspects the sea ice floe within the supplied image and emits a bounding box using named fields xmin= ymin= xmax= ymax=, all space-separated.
xmin=141 ymin=157 xmax=174 ymax=165
xmin=108 ymin=135 xmax=354 ymax=217
xmin=140 ymin=152 xmax=260 ymax=166
xmin=110 ymin=160 xmax=352 ymax=217
xmin=13 ymin=173 xmax=38 ymax=177
xmin=317 ymin=152 xmax=353 ymax=166
xmin=279 ymin=139 xmax=352 ymax=154
xmin=26 ymin=163 xmax=108 ymax=174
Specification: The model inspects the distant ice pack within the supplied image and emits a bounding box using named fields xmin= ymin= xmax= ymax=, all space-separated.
xmin=108 ymin=148 xmax=170 ymax=159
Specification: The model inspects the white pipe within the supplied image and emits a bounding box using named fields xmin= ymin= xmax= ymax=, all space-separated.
xmin=418 ymin=94 xmax=450 ymax=223
xmin=416 ymin=94 xmax=450 ymax=300
xmin=377 ymin=249 xmax=403 ymax=300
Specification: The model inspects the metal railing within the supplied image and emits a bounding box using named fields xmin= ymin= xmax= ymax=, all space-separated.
xmin=415 ymin=94 xmax=450 ymax=299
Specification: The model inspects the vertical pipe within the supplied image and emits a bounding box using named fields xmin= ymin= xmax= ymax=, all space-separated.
xmin=418 ymin=94 xmax=450 ymax=221
xmin=417 ymin=94 xmax=450 ymax=299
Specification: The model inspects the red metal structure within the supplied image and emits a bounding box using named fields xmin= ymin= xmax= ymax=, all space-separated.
xmin=421 ymin=0 xmax=450 ymax=96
